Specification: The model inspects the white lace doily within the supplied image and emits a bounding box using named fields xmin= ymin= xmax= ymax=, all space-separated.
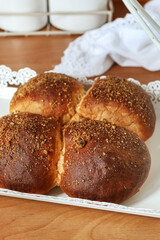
xmin=0 ymin=65 xmax=37 ymax=87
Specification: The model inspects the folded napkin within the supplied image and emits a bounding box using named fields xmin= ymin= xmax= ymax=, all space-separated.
xmin=53 ymin=0 xmax=160 ymax=78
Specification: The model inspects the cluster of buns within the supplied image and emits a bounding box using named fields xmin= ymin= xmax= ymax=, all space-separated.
xmin=0 ymin=72 xmax=156 ymax=204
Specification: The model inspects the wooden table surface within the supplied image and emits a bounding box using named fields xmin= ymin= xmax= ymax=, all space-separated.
xmin=0 ymin=1 xmax=160 ymax=239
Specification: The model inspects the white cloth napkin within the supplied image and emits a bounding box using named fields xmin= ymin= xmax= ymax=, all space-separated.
xmin=53 ymin=0 xmax=160 ymax=78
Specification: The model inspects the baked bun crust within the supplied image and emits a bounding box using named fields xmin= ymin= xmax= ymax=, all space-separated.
xmin=0 ymin=113 xmax=61 ymax=194
xmin=76 ymin=76 xmax=156 ymax=141
xmin=59 ymin=120 xmax=151 ymax=203
xmin=10 ymin=73 xmax=85 ymax=124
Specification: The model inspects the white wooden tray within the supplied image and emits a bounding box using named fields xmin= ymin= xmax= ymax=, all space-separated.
xmin=0 ymin=65 xmax=160 ymax=218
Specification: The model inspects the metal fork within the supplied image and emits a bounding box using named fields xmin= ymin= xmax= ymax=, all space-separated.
xmin=122 ymin=0 xmax=160 ymax=50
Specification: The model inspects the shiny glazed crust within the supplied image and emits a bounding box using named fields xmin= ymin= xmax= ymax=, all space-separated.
xmin=0 ymin=113 xmax=61 ymax=194
xmin=10 ymin=73 xmax=85 ymax=125
xmin=60 ymin=120 xmax=151 ymax=203
xmin=76 ymin=76 xmax=156 ymax=141
xmin=4 ymin=74 xmax=154 ymax=202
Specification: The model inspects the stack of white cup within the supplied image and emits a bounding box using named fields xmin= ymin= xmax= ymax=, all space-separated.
xmin=0 ymin=0 xmax=47 ymax=32
xmin=0 ymin=0 xmax=109 ymax=33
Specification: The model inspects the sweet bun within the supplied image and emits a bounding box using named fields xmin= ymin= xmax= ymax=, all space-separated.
xmin=59 ymin=120 xmax=151 ymax=204
xmin=0 ymin=112 xmax=61 ymax=194
xmin=3 ymin=73 xmax=154 ymax=203
xmin=10 ymin=73 xmax=85 ymax=125
xmin=76 ymin=76 xmax=156 ymax=141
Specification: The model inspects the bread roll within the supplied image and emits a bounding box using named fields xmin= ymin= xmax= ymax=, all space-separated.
xmin=0 ymin=112 xmax=61 ymax=194
xmin=10 ymin=73 xmax=85 ymax=125
xmin=76 ymin=76 xmax=156 ymax=141
xmin=59 ymin=120 xmax=151 ymax=204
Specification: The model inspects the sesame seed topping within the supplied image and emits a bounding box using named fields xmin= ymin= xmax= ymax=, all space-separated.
xmin=83 ymin=76 xmax=155 ymax=128
xmin=10 ymin=72 xmax=85 ymax=123
xmin=0 ymin=112 xmax=60 ymax=183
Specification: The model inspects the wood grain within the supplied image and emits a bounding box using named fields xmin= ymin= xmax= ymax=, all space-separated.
xmin=0 ymin=196 xmax=160 ymax=240
xmin=0 ymin=35 xmax=77 ymax=73
xmin=0 ymin=1 xmax=160 ymax=239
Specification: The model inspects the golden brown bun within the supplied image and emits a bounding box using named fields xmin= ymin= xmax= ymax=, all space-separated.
xmin=76 ymin=76 xmax=156 ymax=141
xmin=0 ymin=112 xmax=61 ymax=194
xmin=59 ymin=120 xmax=151 ymax=204
xmin=10 ymin=73 xmax=85 ymax=125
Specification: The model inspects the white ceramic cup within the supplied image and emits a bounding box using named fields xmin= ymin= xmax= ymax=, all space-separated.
xmin=0 ymin=0 xmax=47 ymax=32
xmin=49 ymin=0 xmax=108 ymax=32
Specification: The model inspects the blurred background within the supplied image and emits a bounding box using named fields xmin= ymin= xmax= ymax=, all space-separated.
xmin=0 ymin=0 xmax=149 ymax=35
xmin=0 ymin=0 xmax=153 ymax=82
